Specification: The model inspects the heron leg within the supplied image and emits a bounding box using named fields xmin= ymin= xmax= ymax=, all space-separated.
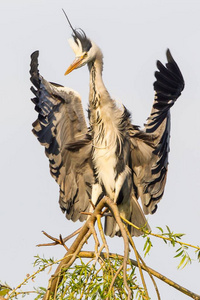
xmin=89 ymin=183 xmax=103 ymax=213
xmin=114 ymin=166 xmax=131 ymax=203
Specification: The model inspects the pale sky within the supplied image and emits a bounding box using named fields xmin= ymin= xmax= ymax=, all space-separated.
xmin=1 ymin=1 xmax=200 ymax=299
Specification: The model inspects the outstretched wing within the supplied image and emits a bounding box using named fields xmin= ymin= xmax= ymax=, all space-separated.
xmin=30 ymin=51 xmax=94 ymax=222
xmin=130 ymin=49 xmax=184 ymax=215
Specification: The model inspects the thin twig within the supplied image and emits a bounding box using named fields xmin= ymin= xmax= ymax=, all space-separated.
xmin=89 ymin=199 xmax=96 ymax=210
xmin=79 ymin=259 xmax=97 ymax=300
xmin=121 ymin=216 xmax=200 ymax=251
xmin=59 ymin=234 xmax=69 ymax=251
xmin=97 ymin=214 xmax=109 ymax=258
xmin=89 ymin=222 xmax=100 ymax=256
xmin=37 ymin=227 xmax=82 ymax=247
xmin=61 ymin=227 xmax=83 ymax=243
xmin=104 ymin=198 xmax=132 ymax=300
xmin=5 ymin=256 xmax=66 ymax=300
xmin=44 ymin=229 xmax=92 ymax=300
xmin=136 ymin=250 xmax=161 ymax=300
xmin=124 ymin=226 xmax=150 ymax=300
xmin=126 ymin=228 xmax=161 ymax=299
xmin=108 ymin=264 xmax=123 ymax=297
xmin=80 ymin=212 xmax=92 ymax=216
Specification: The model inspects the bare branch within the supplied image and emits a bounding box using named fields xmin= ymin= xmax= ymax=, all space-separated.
xmin=59 ymin=235 xmax=69 ymax=251
xmin=126 ymin=228 xmax=161 ymax=300
xmin=124 ymin=226 xmax=150 ymax=299
xmin=136 ymin=250 xmax=161 ymax=300
xmin=104 ymin=197 xmax=132 ymax=299
xmin=108 ymin=264 xmax=123 ymax=296
xmin=42 ymin=197 xmax=109 ymax=300
xmin=37 ymin=227 xmax=82 ymax=247
xmin=43 ymin=196 xmax=133 ymax=299
xmin=97 ymin=214 xmax=109 ymax=259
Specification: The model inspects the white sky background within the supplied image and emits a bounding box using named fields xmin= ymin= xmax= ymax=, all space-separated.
xmin=1 ymin=0 xmax=200 ymax=299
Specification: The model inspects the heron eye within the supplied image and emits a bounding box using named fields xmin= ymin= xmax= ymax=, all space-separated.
xmin=83 ymin=52 xmax=88 ymax=58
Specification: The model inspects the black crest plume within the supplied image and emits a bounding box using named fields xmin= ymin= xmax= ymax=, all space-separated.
xmin=62 ymin=9 xmax=92 ymax=52
xmin=62 ymin=9 xmax=77 ymax=36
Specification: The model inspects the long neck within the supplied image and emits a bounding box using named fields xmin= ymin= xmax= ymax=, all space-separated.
xmin=87 ymin=55 xmax=122 ymax=149
xmin=88 ymin=55 xmax=110 ymax=109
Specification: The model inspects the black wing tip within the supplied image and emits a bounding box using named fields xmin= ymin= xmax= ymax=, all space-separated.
xmin=166 ymin=48 xmax=173 ymax=62
xmin=31 ymin=50 xmax=39 ymax=59
xmin=30 ymin=50 xmax=40 ymax=88
xmin=154 ymin=49 xmax=184 ymax=96
xmin=166 ymin=48 xmax=184 ymax=84
xmin=30 ymin=50 xmax=39 ymax=71
xmin=156 ymin=49 xmax=179 ymax=72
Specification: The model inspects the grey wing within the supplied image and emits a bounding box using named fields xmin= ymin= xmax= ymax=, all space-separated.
xmin=30 ymin=51 xmax=94 ymax=222
xmin=130 ymin=49 xmax=184 ymax=215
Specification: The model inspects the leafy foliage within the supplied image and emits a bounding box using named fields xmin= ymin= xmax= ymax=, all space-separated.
xmin=32 ymin=257 xmax=145 ymax=300
xmin=155 ymin=226 xmax=194 ymax=269
xmin=1 ymin=224 xmax=200 ymax=300
xmin=156 ymin=226 xmax=185 ymax=246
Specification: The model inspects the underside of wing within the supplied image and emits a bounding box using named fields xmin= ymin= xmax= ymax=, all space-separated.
xmin=30 ymin=51 xmax=94 ymax=221
xmin=130 ymin=49 xmax=184 ymax=215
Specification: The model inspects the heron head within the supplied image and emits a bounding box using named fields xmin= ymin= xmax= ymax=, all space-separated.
xmin=65 ymin=29 xmax=95 ymax=75
xmin=63 ymin=10 xmax=99 ymax=75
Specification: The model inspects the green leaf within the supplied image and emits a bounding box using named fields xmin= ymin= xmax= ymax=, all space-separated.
xmin=143 ymin=237 xmax=152 ymax=257
xmin=157 ymin=226 xmax=164 ymax=233
xmin=174 ymin=233 xmax=185 ymax=239
xmin=178 ymin=255 xmax=187 ymax=269
xmin=166 ymin=225 xmax=171 ymax=234
xmin=143 ymin=238 xmax=148 ymax=252
xmin=197 ymin=250 xmax=200 ymax=262
xmin=0 ymin=288 xmax=10 ymax=296
xmin=174 ymin=250 xmax=184 ymax=258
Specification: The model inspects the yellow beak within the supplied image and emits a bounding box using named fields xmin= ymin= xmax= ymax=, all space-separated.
xmin=65 ymin=55 xmax=85 ymax=75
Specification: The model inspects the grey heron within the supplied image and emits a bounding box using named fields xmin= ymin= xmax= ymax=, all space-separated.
xmin=30 ymin=19 xmax=184 ymax=237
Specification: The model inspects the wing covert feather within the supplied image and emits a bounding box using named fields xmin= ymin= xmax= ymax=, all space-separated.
xmin=30 ymin=51 xmax=94 ymax=221
xmin=130 ymin=49 xmax=184 ymax=215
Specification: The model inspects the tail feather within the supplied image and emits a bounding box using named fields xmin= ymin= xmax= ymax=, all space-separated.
xmin=104 ymin=197 xmax=151 ymax=237
xmin=104 ymin=215 xmax=119 ymax=237
xmin=129 ymin=197 xmax=151 ymax=236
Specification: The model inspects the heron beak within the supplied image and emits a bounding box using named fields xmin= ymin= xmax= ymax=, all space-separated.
xmin=65 ymin=55 xmax=85 ymax=75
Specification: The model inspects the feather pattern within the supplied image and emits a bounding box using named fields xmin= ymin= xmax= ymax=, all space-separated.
xmin=129 ymin=49 xmax=184 ymax=214
xmin=30 ymin=51 xmax=93 ymax=222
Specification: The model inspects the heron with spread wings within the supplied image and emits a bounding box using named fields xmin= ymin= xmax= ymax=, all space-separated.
xmin=30 ymin=16 xmax=184 ymax=237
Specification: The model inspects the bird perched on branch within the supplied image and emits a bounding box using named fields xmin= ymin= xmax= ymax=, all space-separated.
xmin=30 ymin=14 xmax=184 ymax=237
